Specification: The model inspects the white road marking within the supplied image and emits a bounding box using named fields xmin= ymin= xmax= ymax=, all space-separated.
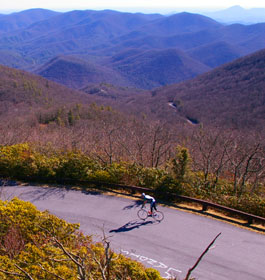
xmin=121 ymin=249 xmax=182 ymax=279
xmin=164 ymin=268 xmax=182 ymax=279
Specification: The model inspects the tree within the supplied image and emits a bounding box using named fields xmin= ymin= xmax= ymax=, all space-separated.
xmin=170 ymin=146 xmax=191 ymax=185
xmin=226 ymin=139 xmax=265 ymax=196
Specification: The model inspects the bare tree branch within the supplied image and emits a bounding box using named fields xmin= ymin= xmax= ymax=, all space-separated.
xmin=0 ymin=267 xmax=24 ymax=278
xmin=38 ymin=264 xmax=66 ymax=280
xmin=184 ymin=232 xmax=221 ymax=280
xmin=14 ymin=264 xmax=35 ymax=280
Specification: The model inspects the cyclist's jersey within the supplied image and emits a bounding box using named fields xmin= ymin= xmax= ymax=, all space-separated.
xmin=143 ymin=194 xmax=155 ymax=203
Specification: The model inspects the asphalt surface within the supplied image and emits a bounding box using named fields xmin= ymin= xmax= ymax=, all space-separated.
xmin=1 ymin=184 xmax=265 ymax=280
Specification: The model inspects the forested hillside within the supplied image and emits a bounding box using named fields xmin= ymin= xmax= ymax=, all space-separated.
xmin=36 ymin=55 xmax=132 ymax=89
xmin=0 ymin=9 xmax=265 ymax=89
xmin=127 ymin=48 xmax=265 ymax=132
xmin=0 ymin=63 xmax=106 ymax=121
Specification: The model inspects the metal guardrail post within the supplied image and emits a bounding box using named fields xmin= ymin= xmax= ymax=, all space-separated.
xmin=247 ymin=217 xmax=253 ymax=225
xmin=202 ymin=203 xmax=208 ymax=212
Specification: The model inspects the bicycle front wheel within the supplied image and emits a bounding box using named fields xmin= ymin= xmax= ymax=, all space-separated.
xmin=137 ymin=209 xmax=148 ymax=220
xmin=152 ymin=211 xmax=164 ymax=222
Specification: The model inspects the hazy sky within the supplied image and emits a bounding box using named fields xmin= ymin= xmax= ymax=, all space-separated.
xmin=1 ymin=0 xmax=265 ymax=13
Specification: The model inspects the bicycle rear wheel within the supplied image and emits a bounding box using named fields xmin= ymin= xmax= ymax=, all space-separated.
xmin=152 ymin=210 xmax=164 ymax=222
xmin=137 ymin=209 xmax=148 ymax=220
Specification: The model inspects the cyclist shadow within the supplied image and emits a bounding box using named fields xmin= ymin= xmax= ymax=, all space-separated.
xmin=123 ymin=200 xmax=142 ymax=210
xmin=109 ymin=219 xmax=156 ymax=233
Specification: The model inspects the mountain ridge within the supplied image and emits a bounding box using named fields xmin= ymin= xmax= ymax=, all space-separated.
xmin=35 ymin=55 xmax=133 ymax=89
xmin=203 ymin=5 xmax=265 ymax=24
xmin=0 ymin=9 xmax=265 ymax=89
xmin=0 ymin=8 xmax=60 ymax=33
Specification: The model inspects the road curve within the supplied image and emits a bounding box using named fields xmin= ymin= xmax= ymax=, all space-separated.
xmin=1 ymin=185 xmax=265 ymax=280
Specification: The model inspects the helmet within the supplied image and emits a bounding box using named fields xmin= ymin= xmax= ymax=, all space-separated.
xmin=142 ymin=193 xmax=145 ymax=197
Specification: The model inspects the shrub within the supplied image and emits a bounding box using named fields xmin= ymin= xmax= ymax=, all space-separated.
xmin=55 ymin=152 xmax=98 ymax=180
xmin=0 ymin=198 xmax=163 ymax=280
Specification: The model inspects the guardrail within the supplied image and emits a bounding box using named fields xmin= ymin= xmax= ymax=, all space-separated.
xmin=3 ymin=176 xmax=264 ymax=226
xmin=58 ymin=179 xmax=265 ymax=226
xmin=172 ymin=194 xmax=265 ymax=225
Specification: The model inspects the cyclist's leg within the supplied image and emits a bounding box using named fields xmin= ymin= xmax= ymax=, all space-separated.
xmin=151 ymin=201 xmax=156 ymax=213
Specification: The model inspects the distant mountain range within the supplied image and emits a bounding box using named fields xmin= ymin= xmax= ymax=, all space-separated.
xmin=0 ymin=8 xmax=265 ymax=89
xmin=0 ymin=8 xmax=60 ymax=33
xmin=203 ymin=6 xmax=265 ymax=24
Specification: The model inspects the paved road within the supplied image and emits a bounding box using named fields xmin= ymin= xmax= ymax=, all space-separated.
xmin=1 ymin=185 xmax=265 ymax=279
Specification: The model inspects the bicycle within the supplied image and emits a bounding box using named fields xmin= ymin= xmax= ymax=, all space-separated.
xmin=137 ymin=206 xmax=164 ymax=222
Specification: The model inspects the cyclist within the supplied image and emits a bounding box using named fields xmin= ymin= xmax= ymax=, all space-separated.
xmin=141 ymin=193 xmax=157 ymax=215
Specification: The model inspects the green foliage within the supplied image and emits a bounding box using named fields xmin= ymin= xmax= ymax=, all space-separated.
xmin=126 ymin=164 xmax=165 ymax=188
xmin=215 ymin=194 xmax=265 ymax=218
xmin=0 ymin=143 xmax=36 ymax=179
xmin=67 ymin=110 xmax=74 ymax=126
xmin=36 ymin=103 xmax=114 ymax=127
xmin=155 ymin=175 xmax=182 ymax=200
xmin=170 ymin=146 xmax=191 ymax=184
xmin=110 ymin=253 xmax=162 ymax=279
xmin=0 ymin=198 xmax=162 ymax=280
xmin=55 ymin=152 xmax=97 ymax=180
